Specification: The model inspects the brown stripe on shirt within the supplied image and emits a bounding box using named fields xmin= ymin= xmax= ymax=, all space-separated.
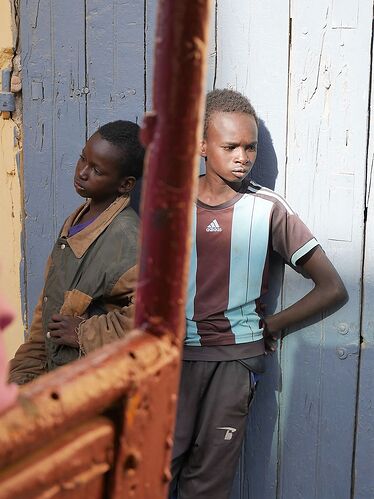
xmin=193 ymin=206 xmax=235 ymax=345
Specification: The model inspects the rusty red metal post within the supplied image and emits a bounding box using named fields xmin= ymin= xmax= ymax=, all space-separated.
xmin=135 ymin=0 xmax=212 ymax=346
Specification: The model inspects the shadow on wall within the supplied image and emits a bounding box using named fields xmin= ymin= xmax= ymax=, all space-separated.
xmin=250 ymin=119 xmax=278 ymax=191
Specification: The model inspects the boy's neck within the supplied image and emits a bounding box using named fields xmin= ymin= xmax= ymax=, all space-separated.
xmin=198 ymin=175 xmax=243 ymax=206
xmin=82 ymin=195 xmax=120 ymax=221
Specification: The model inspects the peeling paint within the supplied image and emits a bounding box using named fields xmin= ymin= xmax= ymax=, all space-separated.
xmin=0 ymin=0 xmax=23 ymax=358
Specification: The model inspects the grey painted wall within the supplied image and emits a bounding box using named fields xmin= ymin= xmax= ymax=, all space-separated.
xmin=20 ymin=0 xmax=374 ymax=497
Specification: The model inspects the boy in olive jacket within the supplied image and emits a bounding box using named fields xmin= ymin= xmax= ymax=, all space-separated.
xmin=10 ymin=120 xmax=144 ymax=384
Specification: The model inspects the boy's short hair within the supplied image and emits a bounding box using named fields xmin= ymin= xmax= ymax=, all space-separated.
xmin=98 ymin=120 xmax=145 ymax=179
xmin=204 ymin=89 xmax=258 ymax=138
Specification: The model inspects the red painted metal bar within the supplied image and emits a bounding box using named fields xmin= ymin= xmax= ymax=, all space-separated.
xmin=0 ymin=331 xmax=175 ymax=469
xmin=0 ymin=332 xmax=181 ymax=498
xmin=135 ymin=0 xmax=212 ymax=346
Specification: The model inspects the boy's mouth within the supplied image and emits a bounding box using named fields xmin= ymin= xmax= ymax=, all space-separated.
xmin=74 ymin=180 xmax=86 ymax=191
xmin=232 ymin=168 xmax=248 ymax=178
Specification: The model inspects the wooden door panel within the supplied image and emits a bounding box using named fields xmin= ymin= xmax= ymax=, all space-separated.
xmin=20 ymin=0 xmax=86 ymax=321
xmin=280 ymin=1 xmax=372 ymax=497
xmin=86 ymin=0 xmax=146 ymax=134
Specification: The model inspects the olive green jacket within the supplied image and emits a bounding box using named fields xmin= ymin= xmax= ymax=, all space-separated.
xmin=9 ymin=195 xmax=139 ymax=385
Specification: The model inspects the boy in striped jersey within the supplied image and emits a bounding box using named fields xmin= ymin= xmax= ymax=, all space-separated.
xmin=169 ymin=89 xmax=348 ymax=499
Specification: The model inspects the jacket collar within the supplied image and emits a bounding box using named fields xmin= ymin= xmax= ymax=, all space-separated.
xmin=61 ymin=195 xmax=131 ymax=258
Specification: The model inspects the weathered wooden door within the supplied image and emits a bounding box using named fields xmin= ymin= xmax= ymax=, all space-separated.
xmin=19 ymin=0 xmax=374 ymax=498
xmin=20 ymin=0 xmax=157 ymax=323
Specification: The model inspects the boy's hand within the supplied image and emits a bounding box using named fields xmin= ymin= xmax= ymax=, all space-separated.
xmin=262 ymin=317 xmax=280 ymax=353
xmin=47 ymin=314 xmax=83 ymax=348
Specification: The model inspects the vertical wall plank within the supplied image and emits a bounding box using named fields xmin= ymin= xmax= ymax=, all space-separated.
xmin=145 ymin=0 xmax=157 ymax=111
xmin=205 ymin=0 xmax=217 ymax=91
xmin=52 ymin=1 xmax=87 ymax=243
xmin=280 ymin=1 xmax=372 ymax=498
xmin=354 ymin=23 xmax=374 ymax=499
xmin=214 ymin=2 xmax=290 ymax=498
xmin=21 ymin=0 xmax=86 ymax=323
xmin=86 ymin=0 xmax=145 ymax=134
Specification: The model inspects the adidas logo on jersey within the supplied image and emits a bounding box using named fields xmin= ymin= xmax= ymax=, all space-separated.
xmin=206 ymin=219 xmax=223 ymax=232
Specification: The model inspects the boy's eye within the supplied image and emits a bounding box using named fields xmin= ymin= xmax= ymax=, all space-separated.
xmin=248 ymin=144 xmax=257 ymax=152
xmin=79 ymin=154 xmax=85 ymax=161
xmin=93 ymin=167 xmax=102 ymax=175
xmin=223 ymin=145 xmax=235 ymax=151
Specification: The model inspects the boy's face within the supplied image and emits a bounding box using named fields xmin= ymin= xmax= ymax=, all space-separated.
xmin=74 ymin=132 xmax=133 ymax=202
xmin=201 ymin=111 xmax=258 ymax=184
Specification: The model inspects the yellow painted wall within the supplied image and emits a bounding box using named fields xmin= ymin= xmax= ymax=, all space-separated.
xmin=0 ymin=0 xmax=24 ymax=358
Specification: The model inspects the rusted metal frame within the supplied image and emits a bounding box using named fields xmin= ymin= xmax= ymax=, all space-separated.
xmin=109 ymin=357 xmax=180 ymax=498
xmin=0 ymin=417 xmax=114 ymax=499
xmin=0 ymin=331 xmax=178 ymax=468
xmin=135 ymin=0 xmax=212 ymax=347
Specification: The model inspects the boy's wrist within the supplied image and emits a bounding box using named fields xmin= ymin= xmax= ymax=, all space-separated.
xmin=263 ymin=316 xmax=281 ymax=339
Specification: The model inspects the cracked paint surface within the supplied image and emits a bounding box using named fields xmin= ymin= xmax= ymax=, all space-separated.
xmin=0 ymin=0 xmax=23 ymax=358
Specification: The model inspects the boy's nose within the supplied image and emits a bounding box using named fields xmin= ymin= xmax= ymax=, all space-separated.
xmin=79 ymin=164 xmax=89 ymax=179
xmin=237 ymin=149 xmax=249 ymax=164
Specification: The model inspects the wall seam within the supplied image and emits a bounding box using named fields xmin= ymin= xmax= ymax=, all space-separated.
xmin=350 ymin=3 xmax=374 ymax=498
xmin=84 ymin=0 xmax=88 ymax=140
xmin=10 ymin=0 xmax=27 ymax=337
xmin=212 ymin=0 xmax=217 ymax=89
xmin=144 ymin=0 xmax=147 ymax=112
xmin=276 ymin=1 xmax=292 ymax=497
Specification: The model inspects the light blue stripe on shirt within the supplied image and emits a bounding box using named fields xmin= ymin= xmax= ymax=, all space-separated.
xmin=185 ymin=206 xmax=200 ymax=345
xmin=225 ymin=195 xmax=272 ymax=343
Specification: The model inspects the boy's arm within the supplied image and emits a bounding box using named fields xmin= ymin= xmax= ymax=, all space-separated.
xmin=8 ymin=255 xmax=52 ymax=384
xmin=76 ymin=265 xmax=137 ymax=354
xmin=8 ymin=292 xmax=48 ymax=384
xmin=264 ymin=246 xmax=348 ymax=351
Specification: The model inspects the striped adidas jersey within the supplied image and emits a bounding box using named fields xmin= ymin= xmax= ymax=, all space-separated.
xmin=185 ymin=180 xmax=319 ymax=350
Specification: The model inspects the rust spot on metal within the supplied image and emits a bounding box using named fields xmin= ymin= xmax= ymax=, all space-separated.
xmin=123 ymin=451 xmax=141 ymax=473
xmin=162 ymin=467 xmax=172 ymax=483
xmin=126 ymin=393 xmax=141 ymax=428
xmin=165 ymin=435 xmax=174 ymax=449
xmin=50 ymin=391 xmax=60 ymax=400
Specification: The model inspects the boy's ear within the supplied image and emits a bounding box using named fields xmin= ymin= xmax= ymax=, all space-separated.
xmin=200 ymin=140 xmax=207 ymax=158
xmin=118 ymin=176 xmax=136 ymax=195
